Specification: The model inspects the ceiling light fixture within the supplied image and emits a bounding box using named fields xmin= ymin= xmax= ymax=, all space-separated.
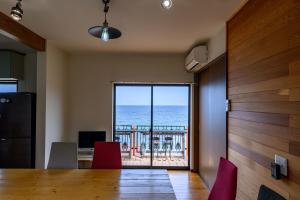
xmin=161 ymin=0 xmax=173 ymax=10
xmin=10 ymin=0 xmax=23 ymax=21
xmin=88 ymin=0 xmax=121 ymax=42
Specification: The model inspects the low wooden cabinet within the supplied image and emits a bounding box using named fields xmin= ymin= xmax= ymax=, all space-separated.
xmin=78 ymin=160 xmax=92 ymax=169
xmin=78 ymin=150 xmax=93 ymax=169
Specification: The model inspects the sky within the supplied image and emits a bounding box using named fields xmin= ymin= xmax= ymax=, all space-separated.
xmin=116 ymin=86 xmax=189 ymax=106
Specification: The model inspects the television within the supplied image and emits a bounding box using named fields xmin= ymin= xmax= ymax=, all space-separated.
xmin=78 ymin=131 xmax=106 ymax=148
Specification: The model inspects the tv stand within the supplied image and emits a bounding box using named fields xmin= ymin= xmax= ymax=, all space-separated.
xmin=78 ymin=148 xmax=93 ymax=169
xmin=78 ymin=148 xmax=94 ymax=155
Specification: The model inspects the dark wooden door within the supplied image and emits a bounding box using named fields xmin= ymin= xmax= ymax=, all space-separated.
xmin=198 ymin=54 xmax=227 ymax=189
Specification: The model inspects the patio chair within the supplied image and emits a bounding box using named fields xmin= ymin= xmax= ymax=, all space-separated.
xmin=122 ymin=142 xmax=129 ymax=151
xmin=140 ymin=142 xmax=146 ymax=157
xmin=114 ymin=136 xmax=120 ymax=142
xmin=153 ymin=137 xmax=160 ymax=158
xmin=162 ymin=136 xmax=173 ymax=160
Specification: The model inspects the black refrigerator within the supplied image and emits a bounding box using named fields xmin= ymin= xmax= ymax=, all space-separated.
xmin=0 ymin=93 xmax=36 ymax=168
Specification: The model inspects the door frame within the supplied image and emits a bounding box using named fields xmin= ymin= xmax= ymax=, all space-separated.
xmin=113 ymin=83 xmax=191 ymax=170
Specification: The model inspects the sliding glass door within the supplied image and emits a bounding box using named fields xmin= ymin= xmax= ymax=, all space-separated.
xmin=152 ymin=86 xmax=189 ymax=167
xmin=113 ymin=84 xmax=190 ymax=169
xmin=114 ymin=86 xmax=151 ymax=167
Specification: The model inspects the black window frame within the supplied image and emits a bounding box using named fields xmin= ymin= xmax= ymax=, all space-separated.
xmin=113 ymin=83 xmax=191 ymax=170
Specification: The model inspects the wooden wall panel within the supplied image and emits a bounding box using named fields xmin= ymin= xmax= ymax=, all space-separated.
xmin=227 ymin=0 xmax=300 ymax=199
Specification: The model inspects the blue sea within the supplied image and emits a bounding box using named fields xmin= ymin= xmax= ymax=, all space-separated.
xmin=116 ymin=105 xmax=188 ymax=127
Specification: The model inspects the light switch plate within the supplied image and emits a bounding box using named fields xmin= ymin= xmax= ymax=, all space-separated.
xmin=226 ymin=100 xmax=231 ymax=112
xmin=275 ymin=154 xmax=288 ymax=176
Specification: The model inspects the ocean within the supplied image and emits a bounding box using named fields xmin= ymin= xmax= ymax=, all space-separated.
xmin=115 ymin=105 xmax=188 ymax=127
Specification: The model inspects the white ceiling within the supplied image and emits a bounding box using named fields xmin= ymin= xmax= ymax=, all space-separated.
xmin=0 ymin=0 xmax=246 ymax=53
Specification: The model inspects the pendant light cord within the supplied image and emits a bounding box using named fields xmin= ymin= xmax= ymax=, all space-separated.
xmin=103 ymin=0 xmax=109 ymax=24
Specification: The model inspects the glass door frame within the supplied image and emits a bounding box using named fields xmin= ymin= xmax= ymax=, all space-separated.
xmin=113 ymin=83 xmax=191 ymax=170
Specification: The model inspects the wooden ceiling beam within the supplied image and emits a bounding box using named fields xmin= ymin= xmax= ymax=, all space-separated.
xmin=0 ymin=11 xmax=46 ymax=51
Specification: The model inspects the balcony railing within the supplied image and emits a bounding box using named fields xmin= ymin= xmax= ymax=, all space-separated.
xmin=114 ymin=125 xmax=188 ymax=159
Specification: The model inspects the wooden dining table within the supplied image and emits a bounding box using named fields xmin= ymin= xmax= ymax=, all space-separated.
xmin=0 ymin=169 xmax=177 ymax=200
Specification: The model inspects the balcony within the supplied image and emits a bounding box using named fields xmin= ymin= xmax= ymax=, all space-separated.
xmin=114 ymin=125 xmax=189 ymax=167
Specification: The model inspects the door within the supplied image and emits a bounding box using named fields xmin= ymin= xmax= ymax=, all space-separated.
xmin=113 ymin=84 xmax=190 ymax=169
xmin=114 ymin=85 xmax=152 ymax=167
xmin=152 ymin=86 xmax=190 ymax=167
xmin=198 ymin=54 xmax=227 ymax=188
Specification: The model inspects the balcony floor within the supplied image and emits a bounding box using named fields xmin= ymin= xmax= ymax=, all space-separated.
xmin=122 ymin=156 xmax=188 ymax=167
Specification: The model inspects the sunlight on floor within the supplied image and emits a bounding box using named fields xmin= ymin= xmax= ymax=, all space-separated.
xmin=168 ymin=171 xmax=209 ymax=200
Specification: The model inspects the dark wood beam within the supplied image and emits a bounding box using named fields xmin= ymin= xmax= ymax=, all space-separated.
xmin=0 ymin=11 xmax=46 ymax=51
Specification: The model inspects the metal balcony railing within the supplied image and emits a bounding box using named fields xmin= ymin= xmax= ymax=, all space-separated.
xmin=114 ymin=125 xmax=188 ymax=159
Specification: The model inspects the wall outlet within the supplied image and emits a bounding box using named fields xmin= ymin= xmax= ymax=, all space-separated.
xmin=275 ymin=154 xmax=288 ymax=176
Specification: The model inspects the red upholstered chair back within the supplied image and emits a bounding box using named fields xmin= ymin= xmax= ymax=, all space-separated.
xmin=92 ymin=142 xmax=122 ymax=169
xmin=208 ymin=157 xmax=238 ymax=200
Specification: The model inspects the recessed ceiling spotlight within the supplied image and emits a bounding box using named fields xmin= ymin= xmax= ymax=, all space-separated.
xmin=161 ymin=0 xmax=173 ymax=10
xmin=10 ymin=0 xmax=23 ymax=21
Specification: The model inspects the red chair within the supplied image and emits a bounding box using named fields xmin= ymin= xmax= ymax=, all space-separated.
xmin=208 ymin=157 xmax=238 ymax=200
xmin=92 ymin=142 xmax=122 ymax=169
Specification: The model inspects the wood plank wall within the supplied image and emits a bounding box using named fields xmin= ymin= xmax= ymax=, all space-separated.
xmin=227 ymin=0 xmax=300 ymax=199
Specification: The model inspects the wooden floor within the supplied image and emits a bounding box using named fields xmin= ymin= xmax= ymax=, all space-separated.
xmin=169 ymin=170 xmax=209 ymax=200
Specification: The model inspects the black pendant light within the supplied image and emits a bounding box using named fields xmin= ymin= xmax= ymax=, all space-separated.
xmin=10 ymin=0 xmax=23 ymax=21
xmin=88 ymin=0 xmax=121 ymax=42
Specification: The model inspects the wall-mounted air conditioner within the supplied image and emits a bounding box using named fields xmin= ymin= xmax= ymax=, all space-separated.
xmin=185 ymin=45 xmax=208 ymax=72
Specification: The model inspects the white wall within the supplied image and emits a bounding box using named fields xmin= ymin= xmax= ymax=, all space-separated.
xmin=34 ymin=38 xmax=222 ymax=167
xmin=67 ymin=53 xmax=192 ymax=142
xmin=188 ymin=25 xmax=226 ymax=73
xmin=207 ymin=25 xmax=226 ymax=62
xmin=35 ymin=47 xmax=191 ymax=168
xmin=36 ymin=51 xmax=46 ymax=168
xmin=35 ymin=42 xmax=69 ymax=168
xmin=44 ymin=42 xmax=69 ymax=167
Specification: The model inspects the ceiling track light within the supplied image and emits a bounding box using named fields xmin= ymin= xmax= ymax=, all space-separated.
xmin=10 ymin=0 xmax=23 ymax=21
xmin=161 ymin=0 xmax=173 ymax=10
xmin=88 ymin=0 xmax=122 ymax=42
